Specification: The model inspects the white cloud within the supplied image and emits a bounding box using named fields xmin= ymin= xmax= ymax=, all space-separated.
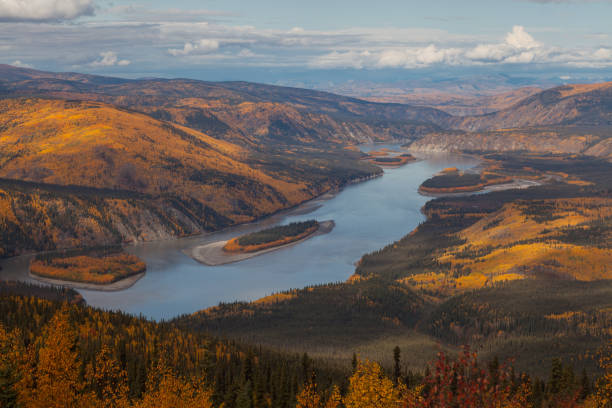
xmin=90 ymin=51 xmax=130 ymax=67
xmin=593 ymin=47 xmax=612 ymax=60
xmin=505 ymin=25 xmax=540 ymax=50
xmin=11 ymin=60 xmax=33 ymax=68
xmin=1 ymin=17 xmax=611 ymax=73
xmin=168 ymin=39 xmax=220 ymax=56
xmin=465 ymin=26 xmax=544 ymax=63
xmin=0 ymin=0 xmax=94 ymax=21
xmin=311 ymin=25 xmax=612 ymax=69
xmin=237 ymin=49 xmax=255 ymax=57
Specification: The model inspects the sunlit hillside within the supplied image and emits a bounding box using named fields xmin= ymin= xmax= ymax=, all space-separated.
xmin=0 ymin=97 xmax=379 ymax=256
xmin=0 ymin=65 xmax=447 ymax=147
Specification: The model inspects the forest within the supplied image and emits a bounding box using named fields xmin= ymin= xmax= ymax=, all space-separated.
xmin=1 ymin=282 xmax=611 ymax=408
xmin=181 ymin=153 xmax=612 ymax=379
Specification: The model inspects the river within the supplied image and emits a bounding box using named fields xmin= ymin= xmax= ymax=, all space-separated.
xmin=0 ymin=148 xmax=478 ymax=320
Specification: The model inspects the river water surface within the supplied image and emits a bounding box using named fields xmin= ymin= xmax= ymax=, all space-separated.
xmin=0 ymin=149 xmax=478 ymax=320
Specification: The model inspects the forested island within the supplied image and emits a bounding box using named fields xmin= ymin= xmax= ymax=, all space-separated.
xmin=419 ymin=167 xmax=512 ymax=194
xmin=223 ymin=220 xmax=320 ymax=253
xmin=191 ymin=220 xmax=335 ymax=265
xmin=362 ymin=152 xmax=417 ymax=167
xmin=29 ymin=247 xmax=146 ymax=289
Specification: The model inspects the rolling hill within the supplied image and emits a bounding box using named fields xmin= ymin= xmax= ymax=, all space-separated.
xmin=0 ymin=65 xmax=449 ymax=148
xmin=409 ymin=82 xmax=612 ymax=159
xmin=0 ymin=97 xmax=379 ymax=257
xmin=451 ymin=81 xmax=612 ymax=131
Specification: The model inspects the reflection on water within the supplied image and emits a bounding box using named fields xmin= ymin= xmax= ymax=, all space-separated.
xmin=0 ymin=150 xmax=478 ymax=320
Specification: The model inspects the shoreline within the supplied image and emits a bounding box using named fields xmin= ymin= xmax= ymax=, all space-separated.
xmin=188 ymin=220 xmax=335 ymax=266
xmin=417 ymin=178 xmax=543 ymax=197
xmin=0 ymin=172 xmax=381 ymax=267
xmin=28 ymin=270 xmax=146 ymax=292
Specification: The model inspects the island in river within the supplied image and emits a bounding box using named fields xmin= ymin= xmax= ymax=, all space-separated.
xmin=418 ymin=167 xmax=513 ymax=195
xmin=189 ymin=220 xmax=335 ymax=266
xmin=361 ymin=149 xmax=417 ymax=167
xmin=29 ymin=248 xmax=146 ymax=291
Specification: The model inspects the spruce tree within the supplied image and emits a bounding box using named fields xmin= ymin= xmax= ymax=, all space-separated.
xmin=392 ymin=346 xmax=401 ymax=385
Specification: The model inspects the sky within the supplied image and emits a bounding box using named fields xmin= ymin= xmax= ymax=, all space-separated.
xmin=1 ymin=0 xmax=612 ymax=85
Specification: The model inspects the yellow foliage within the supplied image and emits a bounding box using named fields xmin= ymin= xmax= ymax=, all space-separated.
xmin=254 ymin=292 xmax=297 ymax=305
xmin=405 ymin=197 xmax=612 ymax=293
xmin=30 ymin=253 xmax=146 ymax=284
xmin=296 ymin=381 xmax=322 ymax=408
xmin=343 ymin=359 xmax=399 ymax=408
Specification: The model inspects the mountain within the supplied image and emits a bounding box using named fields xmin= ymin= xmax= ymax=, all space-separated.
xmin=0 ymin=65 xmax=449 ymax=148
xmin=451 ymin=81 xmax=612 ymax=131
xmin=409 ymin=82 xmax=612 ymax=159
xmin=320 ymin=81 xmax=543 ymax=116
xmin=0 ymin=97 xmax=378 ymax=257
xmin=410 ymin=126 xmax=612 ymax=159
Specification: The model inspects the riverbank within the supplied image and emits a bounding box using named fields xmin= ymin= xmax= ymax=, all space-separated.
xmin=188 ymin=220 xmax=335 ymax=266
xmin=418 ymin=178 xmax=543 ymax=197
xmin=28 ymin=270 xmax=146 ymax=291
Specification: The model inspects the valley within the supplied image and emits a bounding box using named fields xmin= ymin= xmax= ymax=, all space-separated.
xmin=1 ymin=64 xmax=611 ymax=406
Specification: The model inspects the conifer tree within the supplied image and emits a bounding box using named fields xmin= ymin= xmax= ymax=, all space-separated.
xmin=392 ymin=346 xmax=401 ymax=385
xmin=18 ymin=309 xmax=95 ymax=408
xmin=0 ymin=324 xmax=20 ymax=408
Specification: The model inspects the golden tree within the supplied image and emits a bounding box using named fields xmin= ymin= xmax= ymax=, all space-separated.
xmin=343 ymin=359 xmax=399 ymax=408
xmin=86 ymin=344 xmax=129 ymax=408
xmin=296 ymin=381 xmax=322 ymax=408
xmin=17 ymin=308 xmax=96 ymax=408
xmin=133 ymin=360 xmax=213 ymax=408
xmin=594 ymin=342 xmax=612 ymax=408
xmin=324 ymin=385 xmax=342 ymax=408
xmin=0 ymin=324 xmax=22 ymax=408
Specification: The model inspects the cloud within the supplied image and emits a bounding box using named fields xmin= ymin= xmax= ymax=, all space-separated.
xmin=505 ymin=25 xmax=539 ymax=49
xmin=1 ymin=16 xmax=611 ymax=75
xmin=168 ymin=39 xmax=220 ymax=56
xmin=11 ymin=60 xmax=33 ymax=68
xmin=0 ymin=0 xmax=95 ymax=22
xmin=465 ymin=26 xmax=542 ymax=63
xmin=90 ymin=51 xmax=130 ymax=67
xmin=311 ymin=25 xmax=612 ymax=69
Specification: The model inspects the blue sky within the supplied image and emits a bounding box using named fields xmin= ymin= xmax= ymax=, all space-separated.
xmin=1 ymin=0 xmax=612 ymax=85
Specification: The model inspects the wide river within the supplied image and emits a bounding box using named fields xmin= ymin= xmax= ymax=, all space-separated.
xmin=0 ymin=147 xmax=478 ymax=320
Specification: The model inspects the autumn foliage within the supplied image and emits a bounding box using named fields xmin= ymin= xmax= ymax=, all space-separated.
xmin=1 ymin=288 xmax=612 ymax=407
xmin=224 ymin=221 xmax=319 ymax=253
xmin=30 ymin=252 xmax=146 ymax=284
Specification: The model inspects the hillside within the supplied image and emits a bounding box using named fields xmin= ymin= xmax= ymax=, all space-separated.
xmin=178 ymin=153 xmax=612 ymax=377
xmin=0 ymin=98 xmax=379 ymax=257
xmin=451 ymin=82 xmax=612 ymax=131
xmin=410 ymin=126 xmax=612 ymax=159
xmin=406 ymin=81 xmax=612 ymax=158
xmin=0 ymin=65 xmax=448 ymax=148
